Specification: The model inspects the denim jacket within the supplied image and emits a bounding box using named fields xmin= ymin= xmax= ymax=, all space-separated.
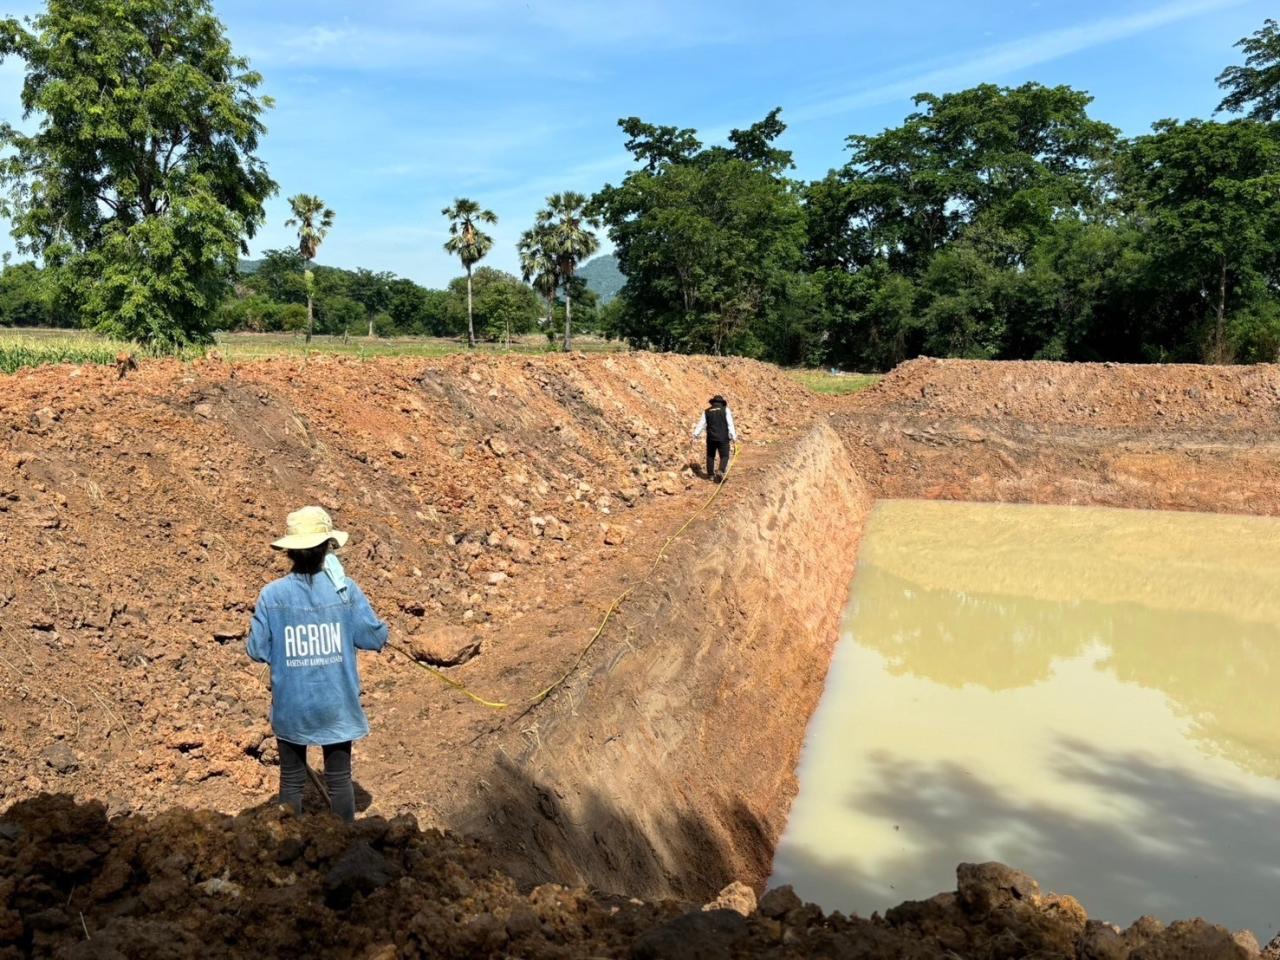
xmin=246 ymin=572 xmax=388 ymax=745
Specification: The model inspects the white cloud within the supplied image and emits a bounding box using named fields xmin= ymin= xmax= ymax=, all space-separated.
xmin=791 ymin=0 xmax=1248 ymax=121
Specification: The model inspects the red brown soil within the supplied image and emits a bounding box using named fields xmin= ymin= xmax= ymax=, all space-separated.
xmin=0 ymin=794 xmax=1262 ymax=959
xmin=5 ymin=353 xmax=1280 ymax=957
xmin=840 ymin=358 xmax=1280 ymax=512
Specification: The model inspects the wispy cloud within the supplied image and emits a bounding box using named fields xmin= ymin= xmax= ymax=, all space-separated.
xmin=241 ymin=0 xmax=748 ymax=77
xmin=374 ymin=0 xmax=751 ymax=49
xmin=246 ymin=22 xmax=493 ymax=70
xmin=791 ymin=0 xmax=1247 ymax=121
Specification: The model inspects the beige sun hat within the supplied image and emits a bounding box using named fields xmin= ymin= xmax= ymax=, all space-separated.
xmin=270 ymin=506 xmax=350 ymax=551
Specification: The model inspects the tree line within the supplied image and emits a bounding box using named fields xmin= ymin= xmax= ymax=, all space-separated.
xmin=0 ymin=0 xmax=608 ymax=350
xmin=595 ymin=19 xmax=1280 ymax=368
xmin=1 ymin=1 xmax=1278 ymax=367
xmin=0 ymin=238 xmax=609 ymax=345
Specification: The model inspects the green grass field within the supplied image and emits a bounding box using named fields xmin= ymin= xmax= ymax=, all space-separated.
xmin=787 ymin=370 xmax=882 ymax=396
xmin=0 ymin=328 xmax=628 ymax=373
xmin=0 ymin=333 xmax=127 ymax=374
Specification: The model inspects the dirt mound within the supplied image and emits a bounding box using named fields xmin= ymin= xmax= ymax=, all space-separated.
xmin=865 ymin=358 xmax=1280 ymax=431
xmin=0 ymin=795 xmax=1260 ymax=959
xmin=0 ymin=353 xmax=819 ymax=823
xmin=839 ymin=359 xmax=1280 ymax=515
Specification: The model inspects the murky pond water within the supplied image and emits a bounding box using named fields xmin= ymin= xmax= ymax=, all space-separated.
xmin=771 ymin=499 xmax=1280 ymax=937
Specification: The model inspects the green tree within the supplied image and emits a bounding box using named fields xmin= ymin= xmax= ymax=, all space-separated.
xmin=535 ymin=193 xmax=600 ymax=352
xmin=616 ymin=118 xmax=702 ymax=171
xmin=597 ymin=296 xmax=628 ymax=341
xmin=218 ymin=293 xmax=275 ymax=332
xmin=446 ymin=267 xmax=540 ymax=343
xmin=442 ymin=198 xmax=497 ymax=349
xmin=834 ymin=84 xmax=1118 ymax=277
xmin=1121 ymin=119 xmax=1280 ymax=362
xmin=1218 ymin=19 xmax=1280 ymax=121
xmin=562 ymin=277 xmax=600 ymax=335
xmin=0 ymin=0 xmax=275 ymax=348
xmin=348 ymin=268 xmax=394 ymax=337
xmin=242 ymin=249 xmax=307 ymax=304
xmin=0 ymin=260 xmax=55 ymax=326
xmin=517 ymin=225 xmax=560 ymax=333
xmin=285 ymin=194 xmax=334 ymax=344
xmin=807 ymin=83 xmax=1120 ymax=369
xmin=594 ymin=110 xmax=806 ymax=357
xmin=385 ymin=279 xmax=452 ymax=335
xmin=319 ymin=294 xmax=365 ymax=338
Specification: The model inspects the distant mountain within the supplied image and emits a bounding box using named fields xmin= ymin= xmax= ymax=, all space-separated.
xmin=236 ymin=258 xmax=327 ymax=276
xmin=578 ymin=254 xmax=624 ymax=305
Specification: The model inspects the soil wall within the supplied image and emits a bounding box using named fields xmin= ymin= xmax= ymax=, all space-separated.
xmin=2 ymin=352 xmax=863 ymax=907
xmin=462 ymin=422 xmax=872 ymax=899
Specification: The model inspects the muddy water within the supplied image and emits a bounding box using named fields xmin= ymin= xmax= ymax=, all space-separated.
xmin=771 ymin=499 xmax=1280 ymax=937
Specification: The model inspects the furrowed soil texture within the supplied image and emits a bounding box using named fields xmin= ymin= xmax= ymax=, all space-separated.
xmin=5 ymin=354 xmax=1280 ymax=958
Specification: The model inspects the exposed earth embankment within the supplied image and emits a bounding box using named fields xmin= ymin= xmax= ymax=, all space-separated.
xmin=5 ymin=354 xmax=1280 ymax=957
xmin=840 ymin=358 xmax=1280 ymax=512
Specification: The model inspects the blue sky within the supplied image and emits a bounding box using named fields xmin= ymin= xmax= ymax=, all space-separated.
xmin=0 ymin=0 xmax=1272 ymax=287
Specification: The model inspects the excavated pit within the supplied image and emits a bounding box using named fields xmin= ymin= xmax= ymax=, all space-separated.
xmin=5 ymin=354 xmax=1280 ymax=957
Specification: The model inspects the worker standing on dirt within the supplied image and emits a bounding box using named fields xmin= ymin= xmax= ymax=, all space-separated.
xmin=247 ymin=507 xmax=388 ymax=823
xmin=692 ymin=394 xmax=737 ymax=483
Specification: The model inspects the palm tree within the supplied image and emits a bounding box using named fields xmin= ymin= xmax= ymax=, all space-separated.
xmin=536 ymin=192 xmax=600 ymax=352
xmin=285 ymin=194 xmax=335 ymax=344
xmin=442 ymin=198 xmax=498 ymax=348
xmin=517 ymin=226 xmax=560 ymax=337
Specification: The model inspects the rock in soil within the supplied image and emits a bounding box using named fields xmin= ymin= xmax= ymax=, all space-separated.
xmin=41 ymin=742 xmax=78 ymax=775
xmin=702 ymin=879 xmax=756 ymax=917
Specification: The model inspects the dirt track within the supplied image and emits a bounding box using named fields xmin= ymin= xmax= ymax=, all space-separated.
xmin=5 ymin=353 xmax=1280 ymax=957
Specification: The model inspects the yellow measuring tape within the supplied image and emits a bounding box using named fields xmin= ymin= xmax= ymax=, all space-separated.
xmin=389 ymin=447 xmax=739 ymax=711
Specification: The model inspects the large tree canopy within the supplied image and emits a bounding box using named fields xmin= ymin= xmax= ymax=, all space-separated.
xmin=594 ymin=109 xmax=810 ymax=360
xmin=802 ymin=80 xmax=1280 ymax=368
xmin=826 ymin=83 xmax=1119 ymax=278
xmin=0 ymin=0 xmax=276 ymax=347
xmin=1121 ymin=119 xmax=1280 ymax=362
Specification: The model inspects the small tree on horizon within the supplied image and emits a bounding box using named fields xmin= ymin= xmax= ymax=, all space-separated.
xmin=285 ymin=194 xmax=334 ymax=343
xmin=536 ymin=192 xmax=600 ymax=352
xmin=443 ymin=198 xmax=498 ymax=349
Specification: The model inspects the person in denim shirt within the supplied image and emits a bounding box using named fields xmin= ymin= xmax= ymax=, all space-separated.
xmin=247 ymin=506 xmax=388 ymax=822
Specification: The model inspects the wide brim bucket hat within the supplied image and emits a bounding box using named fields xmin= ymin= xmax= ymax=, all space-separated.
xmin=271 ymin=506 xmax=350 ymax=551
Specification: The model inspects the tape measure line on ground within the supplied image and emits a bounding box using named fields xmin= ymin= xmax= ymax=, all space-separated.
xmin=393 ymin=447 xmax=739 ymax=711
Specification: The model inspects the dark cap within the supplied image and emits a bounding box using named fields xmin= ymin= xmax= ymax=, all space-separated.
xmin=709 ymin=395 xmax=727 ymax=407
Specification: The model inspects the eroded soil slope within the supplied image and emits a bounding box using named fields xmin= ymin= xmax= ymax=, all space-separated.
xmin=841 ymin=357 xmax=1280 ymax=512
xmin=0 ymin=353 xmax=820 ymax=826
